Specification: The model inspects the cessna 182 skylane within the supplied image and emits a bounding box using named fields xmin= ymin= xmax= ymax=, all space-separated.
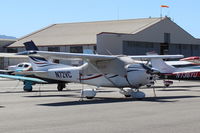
xmin=10 ymin=41 xmax=182 ymax=99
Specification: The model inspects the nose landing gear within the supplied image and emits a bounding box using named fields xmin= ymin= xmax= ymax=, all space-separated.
xmin=120 ymin=88 xmax=146 ymax=99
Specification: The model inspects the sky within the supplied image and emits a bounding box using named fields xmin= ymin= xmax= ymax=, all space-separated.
xmin=0 ymin=0 xmax=200 ymax=38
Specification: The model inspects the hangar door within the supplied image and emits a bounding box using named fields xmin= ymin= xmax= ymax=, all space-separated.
xmin=123 ymin=41 xmax=158 ymax=55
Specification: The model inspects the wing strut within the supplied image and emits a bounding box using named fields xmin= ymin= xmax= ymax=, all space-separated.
xmin=85 ymin=59 xmax=121 ymax=89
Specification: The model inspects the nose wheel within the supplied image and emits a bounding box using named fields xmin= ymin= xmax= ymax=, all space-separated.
xmin=120 ymin=88 xmax=146 ymax=99
xmin=132 ymin=90 xmax=146 ymax=100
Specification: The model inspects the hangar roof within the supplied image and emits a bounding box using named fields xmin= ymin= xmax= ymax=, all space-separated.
xmin=0 ymin=39 xmax=16 ymax=47
xmin=9 ymin=17 xmax=163 ymax=47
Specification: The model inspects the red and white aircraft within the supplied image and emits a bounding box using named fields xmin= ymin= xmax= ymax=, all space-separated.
xmin=150 ymin=56 xmax=200 ymax=87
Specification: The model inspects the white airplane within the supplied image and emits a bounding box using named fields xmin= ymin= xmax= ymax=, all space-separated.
xmin=0 ymin=62 xmax=32 ymax=74
xmin=0 ymin=61 xmax=71 ymax=92
xmin=166 ymin=60 xmax=200 ymax=69
xmin=180 ymin=56 xmax=200 ymax=64
xmin=9 ymin=62 xmax=32 ymax=72
xmin=10 ymin=41 xmax=182 ymax=99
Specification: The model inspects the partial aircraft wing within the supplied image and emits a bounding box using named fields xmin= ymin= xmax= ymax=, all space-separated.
xmin=21 ymin=51 xmax=183 ymax=61
xmin=18 ymin=40 xmax=183 ymax=77
xmin=19 ymin=51 xmax=128 ymax=76
xmin=31 ymin=51 xmax=116 ymax=61
xmin=19 ymin=51 xmax=184 ymax=77
xmin=0 ymin=74 xmax=47 ymax=83
xmin=0 ymin=70 xmax=14 ymax=74
xmin=129 ymin=55 xmax=184 ymax=60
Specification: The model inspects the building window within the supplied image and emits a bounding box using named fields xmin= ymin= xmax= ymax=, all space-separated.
xmin=70 ymin=46 xmax=83 ymax=53
xmin=164 ymin=33 xmax=170 ymax=44
xmin=7 ymin=48 xmax=18 ymax=53
xmin=48 ymin=47 xmax=60 ymax=52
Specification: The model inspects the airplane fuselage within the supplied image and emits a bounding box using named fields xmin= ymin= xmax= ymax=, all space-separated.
xmin=33 ymin=65 xmax=151 ymax=88
xmin=163 ymin=71 xmax=200 ymax=80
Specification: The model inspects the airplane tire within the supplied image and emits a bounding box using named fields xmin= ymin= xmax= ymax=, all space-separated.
xmin=23 ymin=81 xmax=33 ymax=92
xmin=146 ymin=85 xmax=151 ymax=88
xmin=86 ymin=96 xmax=94 ymax=99
xmin=124 ymin=95 xmax=131 ymax=98
xmin=165 ymin=84 xmax=170 ymax=87
xmin=23 ymin=86 xmax=33 ymax=92
xmin=57 ymin=83 xmax=65 ymax=91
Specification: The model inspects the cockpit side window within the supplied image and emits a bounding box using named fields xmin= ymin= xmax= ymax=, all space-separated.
xmin=24 ymin=64 xmax=29 ymax=68
xmin=17 ymin=64 xmax=23 ymax=67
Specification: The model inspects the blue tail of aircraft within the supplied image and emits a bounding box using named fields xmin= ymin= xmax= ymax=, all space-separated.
xmin=23 ymin=40 xmax=39 ymax=51
xmin=23 ymin=41 xmax=55 ymax=71
xmin=22 ymin=40 xmax=68 ymax=71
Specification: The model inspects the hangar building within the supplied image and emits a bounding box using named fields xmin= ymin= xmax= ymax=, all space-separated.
xmin=8 ymin=17 xmax=200 ymax=57
xmin=0 ymin=39 xmax=16 ymax=52
xmin=0 ymin=39 xmax=22 ymax=69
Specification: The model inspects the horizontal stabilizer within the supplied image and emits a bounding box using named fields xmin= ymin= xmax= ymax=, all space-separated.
xmin=130 ymin=55 xmax=184 ymax=60
xmin=13 ymin=71 xmax=47 ymax=76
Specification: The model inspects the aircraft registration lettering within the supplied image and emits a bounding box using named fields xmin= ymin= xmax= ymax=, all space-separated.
xmin=55 ymin=71 xmax=72 ymax=78
xmin=176 ymin=72 xmax=198 ymax=78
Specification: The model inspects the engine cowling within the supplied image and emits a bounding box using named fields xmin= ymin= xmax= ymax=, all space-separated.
xmin=126 ymin=64 xmax=150 ymax=88
xmin=81 ymin=89 xmax=96 ymax=99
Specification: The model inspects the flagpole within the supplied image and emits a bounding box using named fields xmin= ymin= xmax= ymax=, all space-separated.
xmin=160 ymin=6 xmax=162 ymax=18
xmin=160 ymin=5 xmax=169 ymax=18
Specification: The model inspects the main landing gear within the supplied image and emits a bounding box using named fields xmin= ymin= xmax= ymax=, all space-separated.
xmin=80 ymin=89 xmax=97 ymax=99
xmin=57 ymin=83 xmax=66 ymax=91
xmin=23 ymin=81 xmax=33 ymax=92
xmin=23 ymin=81 xmax=67 ymax=92
xmin=163 ymin=80 xmax=173 ymax=87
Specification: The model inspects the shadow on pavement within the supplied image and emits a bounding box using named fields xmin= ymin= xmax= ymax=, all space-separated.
xmin=38 ymin=95 xmax=200 ymax=107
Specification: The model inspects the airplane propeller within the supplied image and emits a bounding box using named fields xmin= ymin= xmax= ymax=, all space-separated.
xmin=140 ymin=63 xmax=160 ymax=75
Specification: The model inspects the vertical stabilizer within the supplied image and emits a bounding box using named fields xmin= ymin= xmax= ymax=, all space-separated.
xmin=23 ymin=41 xmax=55 ymax=71
xmin=151 ymin=58 xmax=176 ymax=73
xmin=24 ymin=40 xmax=39 ymax=51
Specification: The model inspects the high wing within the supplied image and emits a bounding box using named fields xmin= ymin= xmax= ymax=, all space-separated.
xmin=21 ymin=51 xmax=132 ymax=76
xmin=20 ymin=51 xmax=183 ymax=77
xmin=129 ymin=55 xmax=184 ymax=60
xmin=0 ymin=74 xmax=47 ymax=83
xmin=25 ymin=51 xmax=183 ymax=61
xmin=34 ymin=51 xmax=116 ymax=61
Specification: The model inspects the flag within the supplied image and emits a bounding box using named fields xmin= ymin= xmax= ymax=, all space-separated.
xmin=161 ymin=5 xmax=169 ymax=8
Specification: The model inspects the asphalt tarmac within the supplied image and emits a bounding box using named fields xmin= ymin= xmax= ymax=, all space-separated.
xmin=1 ymin=79 xmax=200 ymax=133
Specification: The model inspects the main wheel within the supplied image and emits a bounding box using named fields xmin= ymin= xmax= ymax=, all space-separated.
xmin=23 ymin=85 xmax=33 ymax=92
xmin=132 ymin=91 xmax=145 ymax=100
xmin=124 ymin=94 xmax=131 ymax=98
xmin=23 ymin=81 xmax=33 ymax=92
xmin=165 ymin=84 xmax=170 ymax=87
xmin=146 ymin=84 xmax=151 ymax=88
xmin=57 ymin=83 xmax=65 ymax=91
